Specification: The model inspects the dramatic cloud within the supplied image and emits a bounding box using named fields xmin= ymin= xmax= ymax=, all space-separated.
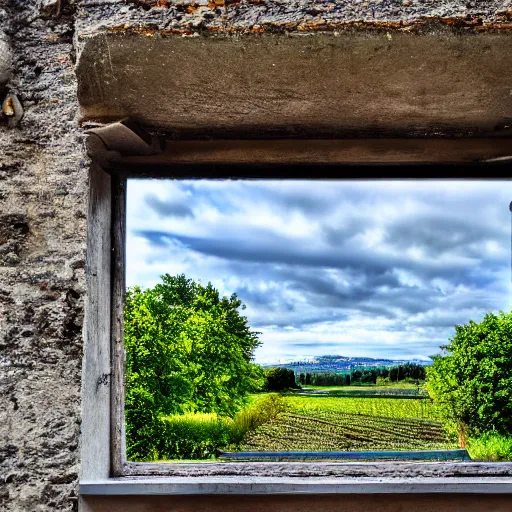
xmin=126 ymin=179 xmax=512 ymax=363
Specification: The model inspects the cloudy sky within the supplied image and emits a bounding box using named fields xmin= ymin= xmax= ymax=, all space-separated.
xmin=126 ymin=179 xmax=512 ymax=364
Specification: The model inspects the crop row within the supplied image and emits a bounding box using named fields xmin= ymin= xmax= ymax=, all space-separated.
xmin=281 ymin=413 xmax=446 ymax=443
xmin=242 ymin=416 xmax=454 ymax=452
xmin=240 ymin=395 xmax=455 ymax=452
xmin=297 ymin=410 xmax=447 ymax=436
xmin=284 ymin=395 xmax=444 ymax=420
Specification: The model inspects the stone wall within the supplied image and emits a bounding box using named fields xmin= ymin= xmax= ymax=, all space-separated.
xmin=1 ymin=1 xmax=511 ymax=511
xmin=1 ymin=1 xmax=86 ymax=510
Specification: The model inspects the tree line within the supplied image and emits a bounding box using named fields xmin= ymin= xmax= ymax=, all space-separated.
xmin=296 ymin=363 xmax=426 ymax=387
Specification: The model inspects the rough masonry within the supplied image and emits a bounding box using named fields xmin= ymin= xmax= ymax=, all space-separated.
xmin=1 ymin=1 xmax=512 ymax=511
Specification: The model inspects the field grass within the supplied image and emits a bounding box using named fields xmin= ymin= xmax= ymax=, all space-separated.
xmin=290 ymin=389 xmax=427 ymax=398
xmin=467 ymin=433 xmax=512 ymax=461
xmin=301 ymin=383 xmax=423 ymax=391
xmin=284 ymin=395 xmax=442 ymax=419
xmin=287 ymin=383 xmax=428 ymax=398
xmin=155 ymin=394 xmax=512 ymax=460
xmin=240 ymin=394 xmax=456 ymax=452
xmin=156 ymin=394 xmax=286 ymax=460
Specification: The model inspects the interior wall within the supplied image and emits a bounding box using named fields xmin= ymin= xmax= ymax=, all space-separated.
xmin=1 ymin=1 xmax=512 ymax=511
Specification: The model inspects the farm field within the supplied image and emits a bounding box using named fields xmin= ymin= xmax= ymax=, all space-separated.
xmin=288 ymin=385 xmax=428 ymax=398
xmin=239 ymin=394 xmax=456 ymax=453
xmin=299 ymin=383 xmax=423 ymax=391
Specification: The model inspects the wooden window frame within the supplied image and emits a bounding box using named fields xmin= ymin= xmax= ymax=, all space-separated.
xmin=80 ymin=137 xmax=512 ymax=496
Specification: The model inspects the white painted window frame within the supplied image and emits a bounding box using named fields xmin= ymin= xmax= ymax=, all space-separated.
xmin=79 ymin=138 xmax=512 ymax=497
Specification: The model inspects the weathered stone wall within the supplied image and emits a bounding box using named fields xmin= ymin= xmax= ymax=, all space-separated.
xmin=0 ymin=1 xmax=511 ymax=511
xmin=0 ymin=1 xmax=87 ymax=510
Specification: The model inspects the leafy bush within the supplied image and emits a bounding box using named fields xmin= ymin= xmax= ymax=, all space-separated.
xmin=376 ymin=377 xmax=391 ymax=387
xmin=426 ymin=311 xmax=512 ymax=441
xmin=124 ymin=274 xmax=264 ymax=461
xmin=467 ymin=432 xmax=512 ymax=461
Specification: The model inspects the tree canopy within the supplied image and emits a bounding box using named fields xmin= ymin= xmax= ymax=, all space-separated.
xmin=263 ymin=367 xmax=299 ymax=391
xmin=426 ymin=311 xmax=512 ymax=439
xmin=124 ymin=274 xmax=263 ymax=459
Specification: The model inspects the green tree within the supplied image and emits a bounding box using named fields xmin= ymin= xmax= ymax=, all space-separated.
xmin=426 ymin=311 xmax=512 ymax=443
xmin=263 ymin=367 xmax=299 ymax=391
xmin=124 ymin=274 xmax=263 ymax=460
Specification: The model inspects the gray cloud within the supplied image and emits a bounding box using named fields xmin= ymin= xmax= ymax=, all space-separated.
xmin=145 ymin=193 xmax=194 ymax=219
xmin=127 ymin=180 xmax=512 ymax=362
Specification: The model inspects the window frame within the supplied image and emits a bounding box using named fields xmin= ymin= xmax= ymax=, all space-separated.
xmin=80 ymin=140 xmax=512 ymax=496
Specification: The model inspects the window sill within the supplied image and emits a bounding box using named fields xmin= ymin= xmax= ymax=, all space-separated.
xmin=79 ymin=476 xmax=512 ymax=495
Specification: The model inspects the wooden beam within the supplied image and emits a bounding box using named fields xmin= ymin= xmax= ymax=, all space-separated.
xmin=81 ymin=163 xmax=112 ymax=481
xmin=114 ymin=138 xmax=512 ymax=166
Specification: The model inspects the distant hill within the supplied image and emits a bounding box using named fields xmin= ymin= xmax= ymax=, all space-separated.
xmin=259 ymin=355 xmax=432 ymax=374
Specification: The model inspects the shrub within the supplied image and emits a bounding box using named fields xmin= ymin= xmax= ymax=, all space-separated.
xmin=467 ymin=432 xmax=512 ymax=461
xmin=376 ymin=377 xmax=391 ymax=387
xmin=426 ymin=311 xmax=512 ymax=440
xmin=231 ymin=394 xmax=286 ymax=444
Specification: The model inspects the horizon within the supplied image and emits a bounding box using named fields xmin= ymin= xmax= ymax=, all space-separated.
xmin=256 ymin=353 xmax=434 ymax=366
xmin=126 ymin=179 xmax=512 ymax=363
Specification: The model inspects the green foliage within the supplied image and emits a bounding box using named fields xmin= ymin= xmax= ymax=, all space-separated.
xmin=388 ymin=363 xmax=426 ymax=382
xmin=230 ymin=394 xmax=287 ymax=444
xmin=124 ymin=274 xmax=264 ymax=460
xmin=426 ymin=311 xmax=512 ymax=437
xmin=159 ymin=412 xmax=234 ymax=460
xmin=153 ymin=394 xmax=286 ymax=460
xmin=306 ymin=372 xmax=350 ymax=386
xmin=263 ymin=367 xmax=299 ymax=391
xmin=467 ymin=432 xmax=512 ymax=461
xmin=301 ymin=365 xmax=425 ymax=388
xmin=241 ymin=394 xmax=454 ymax=452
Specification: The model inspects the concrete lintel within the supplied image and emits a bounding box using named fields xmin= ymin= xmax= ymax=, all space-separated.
xmin=77 ymin=32 xmax=512 ymax=138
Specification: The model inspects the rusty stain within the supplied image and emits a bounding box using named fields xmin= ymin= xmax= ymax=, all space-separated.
xmin=98 ymin=11 xmax=512 ymax=38
xmin=146 ymin=0 xmax=224 ymax=6
xmin=115 ymin=0 xmax=512 ymax=33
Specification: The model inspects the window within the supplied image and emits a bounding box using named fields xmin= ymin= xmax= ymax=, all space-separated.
xmin=80 ymin=132 xmax=512 ymax=495
xmin=125 ymin=177 xmax=512 ymax=465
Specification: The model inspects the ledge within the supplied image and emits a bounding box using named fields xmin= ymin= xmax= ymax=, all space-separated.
xmin=79 ymin=476 xmax=512 ymax=495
